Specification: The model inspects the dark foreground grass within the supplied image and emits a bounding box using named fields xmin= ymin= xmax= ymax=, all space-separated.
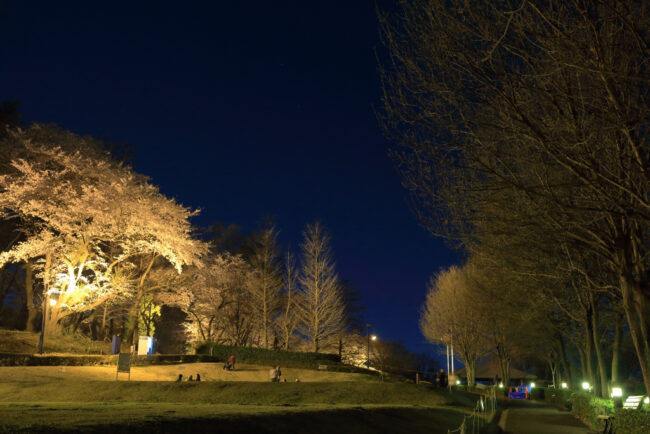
xmin=0 ymin=381 xmax=455 ymax=406
xmin=0 ymin=402 xmax=469 ymax=434
xmin=0 ymin=382 xmax=476 ymax=433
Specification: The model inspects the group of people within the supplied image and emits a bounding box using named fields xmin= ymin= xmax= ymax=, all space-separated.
xmin=173 ymin=357 xmax=291 ymax=383
xmin=176 ymin=373 xmax=201 ymax=382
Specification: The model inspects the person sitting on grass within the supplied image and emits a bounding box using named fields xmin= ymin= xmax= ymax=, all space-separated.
xmin=269 ymin=366 xmax=282 ymax=382
xmin=223 ymin=355 xmax=236 ymax=371
xmin=176 ymin=374 xmax=183 ymax=382
xmin=196 ymin=374 xmax=201 ymax=382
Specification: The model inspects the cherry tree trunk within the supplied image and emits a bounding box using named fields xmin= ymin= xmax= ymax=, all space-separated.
xmin=24 ymin=260 xmax=39 ymax=332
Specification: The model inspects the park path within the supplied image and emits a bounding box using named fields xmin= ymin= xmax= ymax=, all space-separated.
xmin=499 ymin=400 xmax=598 ymax=434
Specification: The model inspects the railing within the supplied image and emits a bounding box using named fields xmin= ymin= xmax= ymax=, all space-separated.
xmin=447 ymin=387 xmax=498 ymax=434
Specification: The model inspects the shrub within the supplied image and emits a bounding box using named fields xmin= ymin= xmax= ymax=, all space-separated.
xmin=530 ymin=387 xmax=545 ymax=401
xmin=543 ymin=388 xmax=574 ymax=409
xmin=612 ymin=409 xmax=650 ymax=434
xmin=0 ymin=353 xmax=115 ymax=366
xmin=569 ymin=392 xmax=614 ymax=431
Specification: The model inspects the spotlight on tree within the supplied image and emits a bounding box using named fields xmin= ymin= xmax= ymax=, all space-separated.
xmin=582 ymin=382 xmax=590 ymax=391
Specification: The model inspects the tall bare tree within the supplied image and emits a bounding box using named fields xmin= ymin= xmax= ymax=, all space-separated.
xmin=421 ymin=265 xmax=490 ymax=386
xmin=247 ymin=223 xmax=282 ymax=349
xmin=297 ymin=222 xmax=343 ymax=353
xmin=381 ymin=0 xmax=650 ymax=394
xmin=278 ymin=249 xmax=300 ymax=350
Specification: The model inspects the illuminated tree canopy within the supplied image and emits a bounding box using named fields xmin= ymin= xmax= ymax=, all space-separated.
xmin=0 ymin=125 xmax=207 ymax=331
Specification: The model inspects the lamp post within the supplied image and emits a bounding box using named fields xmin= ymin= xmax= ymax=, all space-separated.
xmin=366 ymin=324 xmax=371 ymax=368
xmin=38 ymin=293 xmax=55 ymax=354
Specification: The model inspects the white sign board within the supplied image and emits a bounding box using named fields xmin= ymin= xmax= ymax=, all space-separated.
xmin=138 ymin=336 xmax=154 ymax=355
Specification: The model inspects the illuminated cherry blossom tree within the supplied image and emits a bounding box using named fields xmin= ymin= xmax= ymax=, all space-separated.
xmin=0 ymin=125 xmax=206 ymax=335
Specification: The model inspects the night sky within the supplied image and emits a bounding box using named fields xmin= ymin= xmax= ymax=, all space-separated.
xmin=0 ymin=2 xmax=458 ymax=358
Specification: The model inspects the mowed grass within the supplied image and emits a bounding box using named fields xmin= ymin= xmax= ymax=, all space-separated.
xmin=0 ymin=362 xmax=370 ymax=383
xmin=0 ymin=402 xmax=470 ymax=433
xmin=0 ymin=380 xmax=453 ymax=406
xmin=0 ymin=370 xmax=476 ymax=433
xmin=0 ymin=342 xmax=477 ymax=433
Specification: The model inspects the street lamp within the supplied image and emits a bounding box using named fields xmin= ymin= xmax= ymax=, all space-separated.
xmin=366 ymin=324 xmax=371 ymax=368
xmin=38 ymin=292 xmax=55 ymax=354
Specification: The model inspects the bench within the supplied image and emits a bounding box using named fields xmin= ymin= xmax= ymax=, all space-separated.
xmin=623 ymin=395 xmax=644 ymax=410
xmin=597 ymin=415 xmax=613 ymax=434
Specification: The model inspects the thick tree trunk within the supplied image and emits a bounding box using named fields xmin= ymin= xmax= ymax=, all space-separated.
xmin=123 ymin=256 xmax=156 ymax=349
xmin=577 ymin=344 xmax=587 ymax=383
xmin=24 ymin=260 xmax=39 ymax=332
xmin=620 ymin=274 xmax=650 ymax=396
xmin=591 ymin=314 xmax=608 ymax=397
xmin=611 ymin=313 xmax=622 ymax=386
xmin=468 ymin=358 xmax=477 ymax=386
xmin=496 ymin=345 xmax=511 ymax=387
xmin=583 ymin=319 xmax=596 ymax=393
xmin=558 ymin=336 xmax=571 ymax=387
xmin=99 ymin=304 xmax=108 ymax=341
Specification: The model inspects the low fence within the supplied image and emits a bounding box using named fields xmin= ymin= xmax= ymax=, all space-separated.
xmin=447 ymin=387 xmax=497 ymax=434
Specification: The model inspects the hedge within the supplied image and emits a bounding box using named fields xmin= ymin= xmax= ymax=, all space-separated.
xmin=196 ymin=342 xmax=341 ymax=364
xmin=612 ymin=408 xmax=650 ymax=434
xmin=0 ymin=353 xmax=222 ymax=367
xmin=0 ymin=353 xmax=115 ymax=366
xmin=543 ymin=387 xmax=575 ymax=409
xmin=570 ymin=391 xmax=614 ymax=430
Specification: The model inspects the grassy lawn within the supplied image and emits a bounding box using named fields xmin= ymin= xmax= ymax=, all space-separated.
xmin=0 ymin=402 xmax=470 ymax=433
xmin=0 ymin=380 xmax=455 ymax=406
xmin=0 ymin=372 xmax=477 ymax=433
xmin=0 ymin=334 xmax=479 ymax=433
xmin=0 ymin=363 xmax=371 ymax=383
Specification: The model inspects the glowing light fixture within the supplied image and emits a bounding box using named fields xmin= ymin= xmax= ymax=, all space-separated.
xmin=499 ymin=382 xmax=504 ymax=388
xmin=644 ymin=397 xmax=649 ymax=404
xmin=530 ymin=382 xmax=535 ymax=389
xmin=49 ymin=298 xmax=57 ymax=307
xmin=582 ymin=382 xmax=590 ymax=390
xmin=371 ymin=335 xmax=377 ymax=341
xmin=561 ymin=382 xmax=568 ymax=389
xmin=611 ymin=387 xmax=622 ymax=398
xmin=456 ymin=380 xmax=461 ymax=385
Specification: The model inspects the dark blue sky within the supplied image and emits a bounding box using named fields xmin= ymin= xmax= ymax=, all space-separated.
xmin=0 ymin=1 xmax=458 ymax=358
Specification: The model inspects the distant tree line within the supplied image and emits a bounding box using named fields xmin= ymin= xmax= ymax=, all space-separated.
xmin=380 ymin=0 xmax=650 ymax=397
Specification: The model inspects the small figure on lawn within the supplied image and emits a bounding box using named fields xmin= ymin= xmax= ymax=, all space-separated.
xmin=176 ymin=374 xmax=183 ymax=382
xmin=188 ymin=375 xmax=194 ymax=381
xmin=223 ymin=355 xmax=236 ymax=371
xmin=269 ymin=366 xmax=282 ymax=382
xmin=196 ymin=374 xmax=201 ymax=382
xmin=438 ymin=368 xmax=448 ymax=388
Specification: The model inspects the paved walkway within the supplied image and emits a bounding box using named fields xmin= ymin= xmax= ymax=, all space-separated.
xmin=499 ymin=401 xmax=598 ymax=434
